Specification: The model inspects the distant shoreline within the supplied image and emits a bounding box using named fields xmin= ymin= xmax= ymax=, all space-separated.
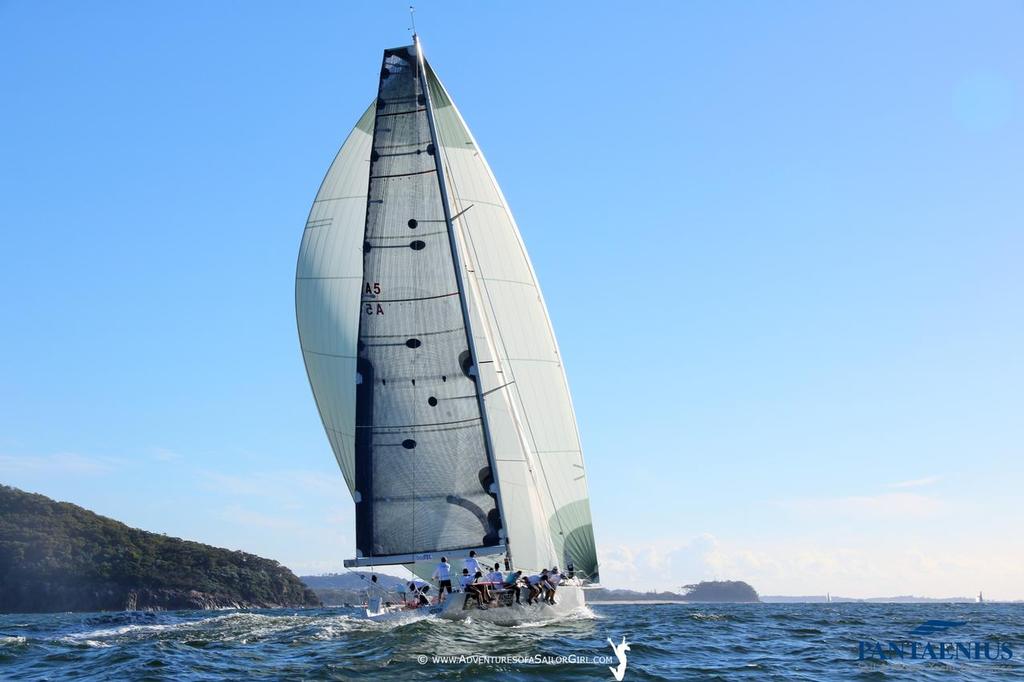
xmin=589 ymin=600 xmax=689 ymax=605
xmin=760 ymin=596 xmax=1011 ymax=604
xmin=592 ymin=599 xmax=1022 ymax=605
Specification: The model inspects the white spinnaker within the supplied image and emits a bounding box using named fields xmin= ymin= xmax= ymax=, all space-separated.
xmin=296 ymin=104 xmax=374 ymax=496
xmin=466 ymin=290 xmax=558 ymax=574
xmin=296 ymin=60 xmax=599 ymax=581
xmin=425 ymin=65 xmax=599 ymax=580
xmin=296 ymin=94 xmax=556 ymax=575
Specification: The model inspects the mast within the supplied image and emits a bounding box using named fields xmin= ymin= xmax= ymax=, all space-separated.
xmin=414 ymin=35 xmax=511 ymax=564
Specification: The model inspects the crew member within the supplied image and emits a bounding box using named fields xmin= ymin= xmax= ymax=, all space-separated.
xmin=432 ymin=556 xmax=453 ymax=603
xmin=463 ymin=550 xmax=480 ymax=577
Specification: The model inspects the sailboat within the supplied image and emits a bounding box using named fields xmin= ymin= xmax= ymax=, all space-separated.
xmin=295 ymin=35 xmax=598 ymax=622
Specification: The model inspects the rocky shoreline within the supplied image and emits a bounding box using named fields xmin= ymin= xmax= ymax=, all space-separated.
xmin=1 ymin=485 xmax=321 ymax=614
xmin=4 ymin=583 xmax=317 ymax=613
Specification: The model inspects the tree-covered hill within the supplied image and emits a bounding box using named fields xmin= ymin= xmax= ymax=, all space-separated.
xmin=0 ymin=485 xmax=320 ymax=613
xmin=300 ymin=572 xmax=407 ymax=591
xmin=301 ymin=572 xmax=410 ymax=606
xmin=680 ymin=580 xmax=760 ymax=602
xmin=588 ymin=580 xmax=760 ymax=603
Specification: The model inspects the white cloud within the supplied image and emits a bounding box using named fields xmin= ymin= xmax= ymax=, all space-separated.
xmin=599 ymin=534 xmax=734 ymax=592
xmin=0 ymin=452 xmax=119 ymax=475
xmin=597 ymin=533 xmax=1024 ymax=601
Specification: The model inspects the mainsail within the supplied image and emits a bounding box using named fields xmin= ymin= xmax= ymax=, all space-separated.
xmin=296 ymin=38 xmax=598 ymax=579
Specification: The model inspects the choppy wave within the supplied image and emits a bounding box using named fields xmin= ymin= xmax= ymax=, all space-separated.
xmin=1 ymin=603 xmax=1022 ymax=679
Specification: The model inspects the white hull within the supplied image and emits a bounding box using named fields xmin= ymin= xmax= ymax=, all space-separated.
xmin=365 ymin=603 xmax=444 ymax=623
xmin=438 ymin=584 xmax=586 ymax=624
xmin=363 ymin=586 xmax=587 ymax=624
xmin=363 ymin=594 xmax=443 ymax=623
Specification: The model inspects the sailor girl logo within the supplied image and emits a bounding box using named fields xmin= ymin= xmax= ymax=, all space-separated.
xmin=607 ymin=636 xmax=630 ymax=680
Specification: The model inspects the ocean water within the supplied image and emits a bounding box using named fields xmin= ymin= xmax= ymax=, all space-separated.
xmin=1 ymin=602 xmax=1021 ymax=680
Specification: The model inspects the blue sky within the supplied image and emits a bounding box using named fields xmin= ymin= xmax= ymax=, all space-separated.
xmin=1 ymin=1 xmax=1021 ymax=598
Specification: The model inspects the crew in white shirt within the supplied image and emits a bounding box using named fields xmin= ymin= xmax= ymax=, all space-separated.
xmin=463 ymin=550 xmax=480 ymax=577
xmin=526 ymin=571 xmax=545 ymax=605
xmin=432 ymin=557 xmax=453 ymax=602
xmin=543 ymin=567 xmax=563 ymax=604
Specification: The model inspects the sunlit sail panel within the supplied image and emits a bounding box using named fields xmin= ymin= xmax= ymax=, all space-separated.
xmin=296 ymin=104 xmax=375 ymax=494
xmin=425 ymin=65 xmax=599 ymax=581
